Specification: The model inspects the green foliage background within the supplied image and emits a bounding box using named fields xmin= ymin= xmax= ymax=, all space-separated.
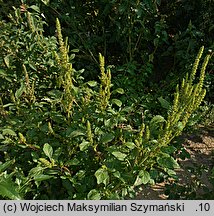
xmin=0 ymin=0 xmax=213 ymax=200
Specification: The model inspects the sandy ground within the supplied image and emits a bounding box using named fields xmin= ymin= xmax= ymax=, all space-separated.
xmin=135 ymin=125 xmax=214 ymax=200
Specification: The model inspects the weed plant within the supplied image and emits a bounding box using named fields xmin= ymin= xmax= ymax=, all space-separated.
xmin=0 ymin=6 xmax=212 ymax=200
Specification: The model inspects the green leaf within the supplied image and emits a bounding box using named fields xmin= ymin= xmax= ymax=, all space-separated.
xmin=87 ymin=81 xmax=97 ymax=87
xmin=66 ymin=130 xmax=85 ymax=138
xmin=62 ymin=179 xmax=73 ymax=196
xmin=52 ymin=147 xmax=62 ymax=161
xmin=43 ymin=143 xmax=53 ymax=160
xmin=112 ymin=171 xmax=125 ymax=183
xmin=111 ymin=99 xmax=122 ymax=107
xmin=112 ymin=88 xmax=124 ymax=94
xmin=149 ymin=53 xmax=154 ymax=62
xmin=119 ymin=4 xmax=127 ymax=14
xmin=2 ymin=129 xmax=17 ymax=136
xmin=157 ymin=156 xmax=180 ymax=169
xmin=0 ymin=174 xmax=22 ymax=200
xmin=134 ymin=170 xmax=150 ymax=186
xmin=28 ymin=166 xmax=44 ymax=177
xmin=87 ymin=189 xmax=101 ymax=200
xmin=29 ymin=5 xmax=40 ymax=13
xmin=150 ymin=115 xmax=165 ymax=132
xmin=51 ymin=113 xmax=66 ymax=124
xmin=15 ymin=82 xmax=25 ymax=99
xmin=34 ymin=174 xmax=53 ymax=181
xmin=158 ymin=97 xmax=171 ymax=109
xmin=150 ymin=115 xmax=166 ymax=125
xmin=71 ymin=49 xmax=79 ymax=53
xmin=156 ymin=0 xmax=161 ymax=5
xmin=124 ymin=142 xmax=136 ymax=150
xmin=95 ymin=167 xmax=109 ymax=186
xmin=70 ymin=54 xmax=75 ymax=60
xmin=29 ymin=63 xmax=37 ymax=71
xmin=39 ymin=158 xmax=52 ymax=168
xmin=177 ymin=121 xmax=184 ymax=131
xmin=164 ymin=168 xmax=177 ymax=178
xmin=41 ymin=0 xmax=50 ymax=5
xmin=47 ymin=90 xmax=62 ymax=99
xmin=3 ymin=55 xmax=10 ymax=68
xmin=74 ymin=170 xmax=86 ymax=180
xmin=0 ymin=159 xmax=15 ymax=173
xmin=79 ymin=141 xmax=90 ymax=151
xmin=101 ymin=133 xmax=114 ymax=143
xmin=104 ymin=119 xmax=111 ymax=127
xmin=67 ymin=158 xmax=80 ymax=166
xmin=112 ymin=151 xmax=127 ymax=161
xmin=3 ymin=103 xmax=14 ymax=108
xmin=29 ymin=146 xmax=38 ymax=157
xmin=161 ymin=146 xmax=177 ymax=155
xmin=0 ymin=69 xmax=7 ymax=76
xmin=154 ymin=38 xmax=159 ymax=47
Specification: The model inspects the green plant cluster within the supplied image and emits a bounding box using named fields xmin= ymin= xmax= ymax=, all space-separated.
xmin=1 ymin=0 xmax=213 ymax=106
xmin=0 ymin=6 xmax=212 ymax=200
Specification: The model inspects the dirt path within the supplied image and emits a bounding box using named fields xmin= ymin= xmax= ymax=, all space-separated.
xmin=135 ymin=126 xmax=214 ymax=200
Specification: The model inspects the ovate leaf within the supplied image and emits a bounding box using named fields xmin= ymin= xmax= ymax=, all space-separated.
xmin=0 ymin=174 xmax=22 ymax=200
xmin=87 ymin=189 xmax=101 ymax=200
xmin=43 ymin=143 xmax=53 ymax=160
xmin=111 ymin=99 xmax=122 ymax=107
xmin=95 ymin=167 xmax=109 ymax=186
xmin=29 ymin=63 xmax=37 ymax=71
xmin=165 ymin=168 xmax=177 ymax=177
xmin=101 ymin=133 xmax=114 ymax=143
xmin=112 ymin=151 xmax=127 ymax=161
xmin=28 ymin=166 xmax=44 ymax=177
xmin=79 ymin=141 xmax=90 ymax=151
xmin=87 ymin=81 xmax=97 ymax=87
xmin=158 ymin=97 xmax=171 ymax=110
xmin=134 ymin=170 xmax=150 ymax=186
xmin=71 ymin=49 xmax=79 ymax=53
xmin=150 ymin=115 xmax=166 ymax=125
xmin=2 ymin=129 xmax=17 ymax=137
xmin=3 ymin=55 xmax=10 ymax=68
xmin=39 ymin=158 xmax=52 ymax=168
xmin=66 ymin=130 xmax=85 ymax=138
xmin=157 ymin=156 xmax=180 ymax=169
xmin=51 ymin=113 xmax=66 ymax=124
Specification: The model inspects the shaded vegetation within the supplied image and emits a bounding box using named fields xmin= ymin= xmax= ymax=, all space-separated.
xmin=0 ymin=0 xmax=213 ymax=199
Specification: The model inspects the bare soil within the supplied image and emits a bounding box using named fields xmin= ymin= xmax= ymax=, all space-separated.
xmin=135 ymin=125 xmax=214 ymax=200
